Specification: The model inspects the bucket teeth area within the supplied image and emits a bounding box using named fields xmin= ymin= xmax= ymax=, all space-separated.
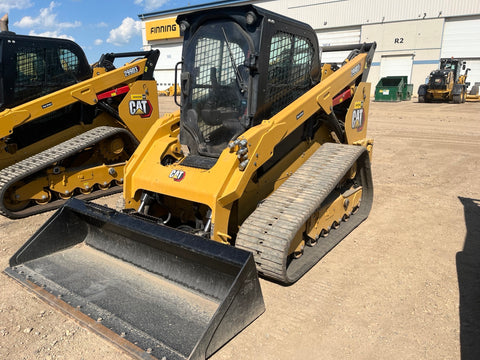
xmin=5 ymin=199 xmax=265 ymax=360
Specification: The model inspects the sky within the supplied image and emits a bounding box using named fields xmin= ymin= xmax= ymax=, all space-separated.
xmin=1 ymin=0 xmax=207 ymax=62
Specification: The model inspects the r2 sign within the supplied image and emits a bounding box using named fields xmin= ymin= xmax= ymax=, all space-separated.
xmin=394 ymin=37 xmax=404 ymax=44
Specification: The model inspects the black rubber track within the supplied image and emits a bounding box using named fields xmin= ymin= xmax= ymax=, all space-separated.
xmin=236 ymin=142 xmax=373 ymax=284
xmin=0 ymin=126 xmax=137 ymax=219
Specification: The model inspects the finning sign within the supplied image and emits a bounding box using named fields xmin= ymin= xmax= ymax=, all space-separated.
xmin=146 ymin=18 xmax=181 ymax=40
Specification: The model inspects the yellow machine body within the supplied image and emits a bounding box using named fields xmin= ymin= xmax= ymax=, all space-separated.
xmin=5 ymin=6 xmax=377 ymax=359
xmin=125 ymin=55 xmax=373 ymax=246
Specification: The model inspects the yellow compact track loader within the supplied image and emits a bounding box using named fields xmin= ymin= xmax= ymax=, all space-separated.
xmin=0 ymin=27 xmax=160 ymax=218
xmin=5 ymin=5 xmax=376 ymax=360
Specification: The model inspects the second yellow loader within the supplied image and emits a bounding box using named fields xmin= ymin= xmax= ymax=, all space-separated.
xmin=0 ymin=22 xmax=160 ymax=218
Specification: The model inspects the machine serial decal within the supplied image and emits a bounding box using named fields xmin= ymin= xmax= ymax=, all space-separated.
xmin=169 ymin=169 xmax=185 ymax=182
xmin=351 ymin=101 xmax=365 ymax=131
xmin=41 ymin=102 xmax=53 ymax=109
xmin=129 ymin=94 xmax=152 ymax=118
xmin=351 ymin=63 xmax=361 ymax=77
xmin=124 ymin=66 xmax=140 ymax=77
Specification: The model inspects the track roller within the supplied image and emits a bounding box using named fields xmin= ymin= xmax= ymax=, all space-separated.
xmin=236 ymin=143 xmax=373 ymax=284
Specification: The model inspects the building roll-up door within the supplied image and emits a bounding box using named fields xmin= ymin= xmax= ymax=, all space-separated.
xmin=380 ymin=55 xmax=414 ymax=82
xmin=317 ymin=27 xmax=361 ymax=64
xmin=153 ymin=42 xmax=183 ymax=89
xmin=155 ymin=70 xmax=178 ymax=89
xmin=464 ymin=60 xmax=480 ymax=92
xmin=441 ymin=17 xmax=480 ymax=90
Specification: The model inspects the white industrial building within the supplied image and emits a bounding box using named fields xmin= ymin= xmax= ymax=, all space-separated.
xmin=138 ymin=0 xmax=480 ymax=95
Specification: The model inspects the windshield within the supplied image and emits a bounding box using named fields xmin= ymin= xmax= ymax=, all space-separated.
xmin=182 ymin=20 xmax=251 ymax=156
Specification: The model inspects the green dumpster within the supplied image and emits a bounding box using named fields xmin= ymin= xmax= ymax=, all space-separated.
xmin=375 ymin=76 xmax=413 ymax=101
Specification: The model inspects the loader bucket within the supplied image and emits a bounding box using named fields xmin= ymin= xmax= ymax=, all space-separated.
xmin=4 ymin=199 xmax=264 ymax=360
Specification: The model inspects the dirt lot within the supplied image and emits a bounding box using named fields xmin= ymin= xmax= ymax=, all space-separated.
xmin=1 ymin=97 xmax=479 ymax=360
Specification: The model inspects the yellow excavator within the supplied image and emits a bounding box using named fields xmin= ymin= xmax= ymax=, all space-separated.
xmin=5 ymin=5 xmax=376 ymax=360
xmin=0 ymin=19 xmax=160 ymax=218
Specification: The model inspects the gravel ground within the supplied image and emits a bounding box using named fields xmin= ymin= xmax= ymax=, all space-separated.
xmin=1 ymin=97 xmax=479 ymax=359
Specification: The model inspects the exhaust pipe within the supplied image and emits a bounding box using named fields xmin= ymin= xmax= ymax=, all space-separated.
xmin=0 ymin=14 xmax=8 ymax=32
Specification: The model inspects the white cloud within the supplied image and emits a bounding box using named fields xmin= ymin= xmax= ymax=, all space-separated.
xmin=94 ymin=39 xmax=103 ymax=46
xmin=134 ymin=0 xmax=168 ymax=12
xmin=106 ymin=17 xmax=141 ymax=46
xmin=27 ymin=30 xmax=75 ymax=42
xmin=0 ymin=0 xmax=33 ymax=13
xmin=14 ymin=2 xmax=81 ymax=30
